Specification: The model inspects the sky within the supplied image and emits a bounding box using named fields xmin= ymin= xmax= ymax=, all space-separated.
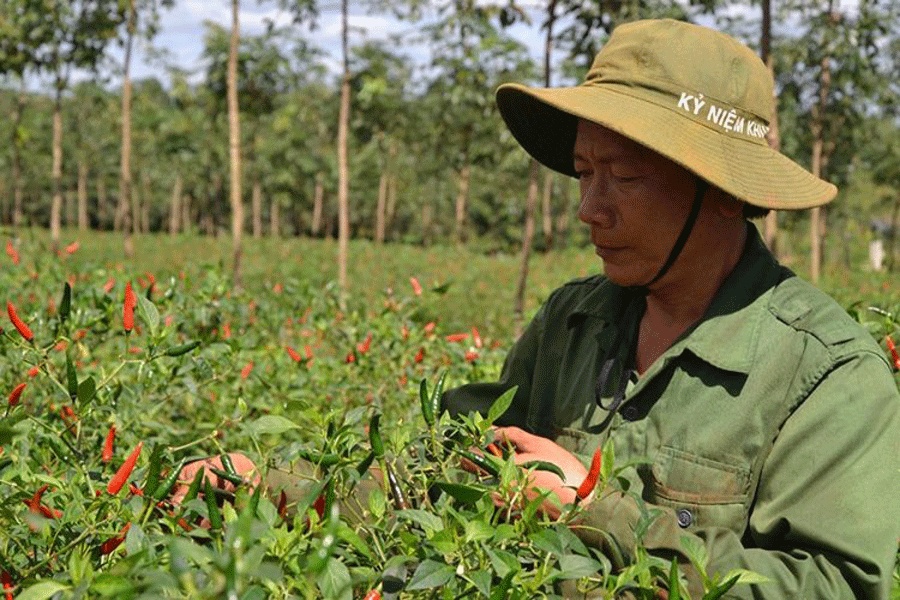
xmin=99 ymin=0 xmax=863 ymax=89
xmin=121 ymin=0 xmax=549 ymax=85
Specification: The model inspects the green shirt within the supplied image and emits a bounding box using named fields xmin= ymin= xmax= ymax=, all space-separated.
xmin=444 ymin=225 xmax=900 ymax=599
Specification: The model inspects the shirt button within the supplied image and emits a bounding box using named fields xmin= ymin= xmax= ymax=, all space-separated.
xmin=676 ymin=508 xmax=693 ymax=528
xmin=621 ymin=406 xmax=639 ymax=421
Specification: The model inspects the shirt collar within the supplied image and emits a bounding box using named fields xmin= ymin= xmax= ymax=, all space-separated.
xmin=567 ymin=223 xmax=786 ymax=374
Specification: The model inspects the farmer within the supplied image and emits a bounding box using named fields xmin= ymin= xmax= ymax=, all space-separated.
xmin=440 ymin=18 xmax=900 ymax=599
xmin=174 ymin=19 xmax=900 ymax=599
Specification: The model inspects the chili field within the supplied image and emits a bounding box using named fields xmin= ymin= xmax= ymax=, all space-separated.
xmin=1 ymin=229 xmax=899 ymax=599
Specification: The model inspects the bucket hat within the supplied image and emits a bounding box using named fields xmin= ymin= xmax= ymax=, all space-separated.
xmin=496 ymin=19 xmax=836 ymax=210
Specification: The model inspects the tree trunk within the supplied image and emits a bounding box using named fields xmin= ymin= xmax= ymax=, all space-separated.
xmin=97 ymin=173 xmax=108 ymax=229
xmin=337 ymin=0 xmax=351 ymax=290
xmin=251 ymin=178 xmax=262 ymax=238
xmin=385 ymin=140 xmax=399 ymax=239
xmin=541 ymin=171 xmax=554 ymax=250
xmin=182 ymin=194 xmax=192 ymax=234
xmin=514 ymin=159 xmax=541 ymax=336
xmin=228 ymin=0 xmax=244 ymax=280
xmin=375 ymin=170 xmax=388 ymax=243
xmin=11 ymin=81 xmax=24 ymax=229
xmin=809 ymin=55 xmax=830 ymax=284
xmin=169 ymin=173 xmax=182 ymax=234
xmin=119 ymin=0 xmax=135 ymax=256
xmin=50 ymin=87 xmax=63 ymax=251
xmin=761 ymin=0 xmax=779 ymax=254
xmin=141 ymin=170 xmax=151 ymax=233
xmin=556 ymin=175 xmax=571 ymax=249
xmin=454 ymin=163 xmax=471 ymax=247
xmin=78 ymin=160 xmax=88 ymax=230
xmin=311 ymin=172 xmax=324 ymax=235
xmin=270 ymin=195 xmax=280 ymax=237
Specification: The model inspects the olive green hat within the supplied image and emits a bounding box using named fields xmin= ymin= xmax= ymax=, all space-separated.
xmin=496 ymin=19 xmax=836 ymax=209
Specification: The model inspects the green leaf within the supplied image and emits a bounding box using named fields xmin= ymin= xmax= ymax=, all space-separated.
xmin=77 ymin=376 xmax=96 ymax=406
xmin=720 ymin=568 xmax=770 ymax=586
xmin=406 ymin=559 xmax=454 ymax=591
xmin=486 ymin=386 xmax=517 ymax=426
xmin=468 ymin=569 xmax=491 ymax=597
xmin=668 ymin=557 xmax=682 ymax=600
xmin=316 ymin=557 xmax=352 ymax=600
xmin=464 ymin=519 xmax=495 ymax=543
xmin=16 ymin=581 xmax=71 ymax=600
xmin=89 ymin=574 xmax=133 ymax=596
xmin=396 ymin=509 xmax=444 ymax=536
xmin=557 ymin=554 xmax=602 ymax=579
xmin=58 ymin=282 xmax=71 ymax=323
xmin=521 ymin=460 xmax=566 ymax=481
xmin=137 ymin=294 xmax=160 ymax=337
xmin=702 ymin=573 xmax=741 ymax=600
xmin=485 ymin=547 xmax=519 ymax=578
xmin=431 ymin=481 xmax=486 ymax=505
xmin=247 ymin=415 xmax=300 ymax=436
xmin=66 ymin=355 xmax=78 ymax=401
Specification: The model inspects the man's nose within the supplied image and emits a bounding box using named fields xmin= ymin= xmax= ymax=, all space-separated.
xmin=577 ymin=176 xmax=616 ymax=229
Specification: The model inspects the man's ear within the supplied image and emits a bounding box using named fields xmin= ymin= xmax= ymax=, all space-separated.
xmin=711 ymin=188 xmax=744 ymax=219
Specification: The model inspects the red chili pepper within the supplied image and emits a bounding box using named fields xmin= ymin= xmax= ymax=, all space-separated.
xmin=472 ymin=326 xmax=483 ymax=349
xmin=887 ymin=336 xmax=900 ymax=370
xmin=222 ymin=323 xmax=231 ymax=339
xmin=123 ymin=282 xmax=136 ymax=332
xmin=2 ymin=569 xmax=13 ymax=600
xmin=23 ymin=484 xmax=61 ymax=519
xmin=464 ymin=351 xmax=479 ymax=362
xmin=363 ymin=590 xmax=381 ymax=600
xmin=100 ymin=522 xmax=131 ymax=555
xmin=345 ymin=351 xmax=356 ymax=364
xmin=277 ymin=490 xmax=288 ymax=518
xmin=304 ymin=345 xmax=313 ymax=360
xmin=5 ymin=240 xmax=19 ymax=265
xmin=241 ymin=361 xmax=254 ymax=379
xmin=313 ymin=492 xmax=326 ymax=519
xmin=409 ymin=276 xmax=423 ymax=296
xmin=356 ymin=333 xmax=372 ymax=354
xmin=414 ymin=347 xmax=425 ymax=363
xmin=6 ymin=301 xmax=33 ymax=341
xmin=27 ymin=366 xmax=39 ymax=378
xmin=107 ymin=441 xmax=143 ymax=495
xmin=286 ymin=345 xmax=302 ymax=362
xmin=65 ymin=241 xmax=79 ymax=255
xmin=102 ymin=425 xmax=116 ymax=462
xmin=445 ymin=332 xmax=469 ymax=342
xmin=103 ymin=278 xmax=115 ymax=293
xmin=576 ymin=447 xmax=604 ymax=501
xmin=423 ymin=321 xmax=436 ymax=334
xmin=8 ymin=382 xmax=25 ymax=407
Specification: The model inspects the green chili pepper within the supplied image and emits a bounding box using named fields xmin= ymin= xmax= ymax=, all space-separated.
xmin=430 ymin=371 xmax=447 ymax=423
xmin=204 ymin=478 xmax=222 ymax=530
xmin=154 ymin=459 xmax=187 ymax=501
xmin=165 ymin=340 xmax=200 ymax=357
xmin=369 ymin=413 xmax=384 ymax=459
xmin=183 ymin=467 xmax=204 ymax=503
xmin=355 ymin=451 xmax=375 ymax=476
xmin=209 ymin=466 xmax=244 ymax=486
xmin=66 ymin=355 xmax=78 ymax=401
xmin=297 ymin=449 xmax=342 ymax=467
xmin=457 ymin=449 xmax=500 ymax=478
xmin=306 ymin=504 xmax=339 ymax=572
xmin=220 ymin=453 xmax=237 ymax=476
xmin=247 ymin=482 xmax=262 ymax=517
xmin=520 ymin=460 xmax=566 ymax=482
xmin=59 ymin=282 xmax=71 ymax=324
xmin=419 ymin=379 xmax=434 ymax=427
xmin=384 ymin=462 xmax=410 ymax=510
xmin=143 ymin=444 xmax=164 ymax=498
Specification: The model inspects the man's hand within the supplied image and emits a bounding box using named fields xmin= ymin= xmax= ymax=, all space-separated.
xmin=491 ymin=426 xmax=588 ymax=519
xmin=169 ymin=452 xmax=261 ymax=507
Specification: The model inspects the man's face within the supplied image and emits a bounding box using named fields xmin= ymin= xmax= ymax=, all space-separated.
xmin=573 ymin=119 xmax=700 ymax=288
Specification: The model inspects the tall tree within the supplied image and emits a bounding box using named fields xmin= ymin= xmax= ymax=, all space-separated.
xmin=337 ymin=0 xmax=351 ymax=289
xmin=228 ymin=0 xmax=244 ymax=280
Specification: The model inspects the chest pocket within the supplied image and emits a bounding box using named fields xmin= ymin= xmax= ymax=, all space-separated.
xmin=647 ymin=446 xmax=752 ymax=535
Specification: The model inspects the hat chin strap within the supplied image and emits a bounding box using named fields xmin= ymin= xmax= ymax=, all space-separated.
xmin=592 ymin=178 xmax=708 ymax=419
xmin=633 ymin=178 xmax=708 ymax=294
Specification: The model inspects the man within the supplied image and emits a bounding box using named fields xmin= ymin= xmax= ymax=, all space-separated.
xmin=443 ymin=18 xmax=900 ymax=599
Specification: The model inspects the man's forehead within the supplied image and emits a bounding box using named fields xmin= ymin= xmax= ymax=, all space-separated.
xmin=572 ymin=119 xmax=649 ymax=163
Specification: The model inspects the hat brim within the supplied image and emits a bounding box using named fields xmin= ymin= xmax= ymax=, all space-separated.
xmin=496 ymin=83 xmax=836 ymax=210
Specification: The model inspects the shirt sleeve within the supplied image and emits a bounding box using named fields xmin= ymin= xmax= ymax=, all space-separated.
xmin=575 ymin=350 xmax=900 ymax=599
